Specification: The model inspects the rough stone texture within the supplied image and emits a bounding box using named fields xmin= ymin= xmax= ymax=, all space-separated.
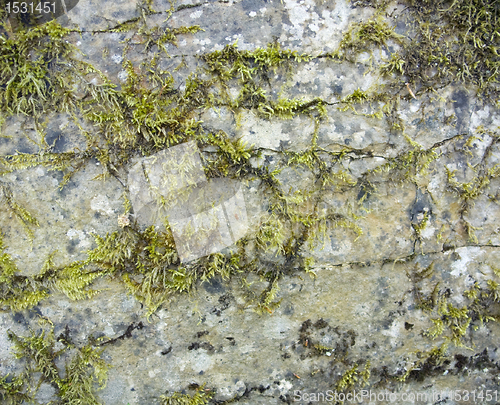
xmin=1 ymin=0 xmax=500 ymax=404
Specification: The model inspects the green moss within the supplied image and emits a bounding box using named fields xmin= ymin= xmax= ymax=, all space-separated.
xmin=0 ymin=373 xmax=30 ymax=405
xmin=335 ymin=362 xmax=371 ymax=393
xmin=397 ymin=343 xmax=448 ymax=382
xmin=1 ymin=316 xmax=217 ymax=404
xmin=410 ymin=261 xmax=500 ymax=348
xmin=0 ymin=185 xmax=39 ymax=242
xmin=0 ymin=0 xmax=495 ymax=327
xmin=2 ymin=321 xmax=110 ymax=405
xmin=380 ymin=53 xmax=405 ymax=76
xmin=330 ymin=17 xmax=404 ymax=62
xmin=345 ymin=0 xmax=500 ymax=102
xmin=160 ymin=383 xmax=214 ymax=405
xmin=0 ymin=20 xmax=80 ymax=116
xmin=0 ymin=233 xmax=49 ymax=311
xmin=368 ymin=141 xmax=440 ymax=184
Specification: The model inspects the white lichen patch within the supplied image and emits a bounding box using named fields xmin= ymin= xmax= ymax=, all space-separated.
xmin=470 ymin=105 xmax=490 ymax=131
xmin=280 ymin=0 xmax=352 ymax=52
xmin=186 ymin=351 xmax=213 ymax=374
xmin=189 ymin=9 xmax=203 ymax=19
xmin=111 ymin=54 xmax=123 ymax=64
xmin=90 ymin=195 xmax=115 ymax=216
xmin=382 ymin=319 xmax=404 ymax=348
xmin=450 ymin=246 xmax=482 ymax=277
xmin=117 ymin=70 xmax=128 ymax=82
xmin=237 ymin=112 xmax=285 ymax=149
xmin=193 ymin=38 xmax=212 ymax=47
xmin=66 ymin=228 xmax=90 ymax=247
xmin=419 ymin=224 xmax=436 ymax=240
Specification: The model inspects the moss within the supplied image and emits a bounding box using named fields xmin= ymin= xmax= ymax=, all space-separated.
xmin=410 ymin=261 xmax=500 ymax=348
xmin=0 ymin=0 xmax=495 ymax=325
xmin=160 ymin=383 xmax=214 ymax=405
xmin=1 ymin=317 xmax=214 ymax=405
xmin=0 ymin=20 xmax=80 ymax=116
xmin=330 ymin=17 xmax=404 ymax=62
xmin=313 ymin=343 xmax=334 ymax=354
xmin=443 ymin=128 xmax=500 ymax=242
xmin=0 ymin=373 xmax=30 ymax=405
xmin=395 ymin=257 xmax=500 ymax=382
xmin=380 ymin=53 xmax=406 ymax=76
xmin=396 ymin=343 xmax=448 ymax=382
xmin=2 ymin=320 xmax=110 ymax=405
xmin=347 ymin=0 xmax=499 ymax=102
xmin=0 ymin=232 xmax=49 ymax=311
xmin=335 ymin=362 xmax=371 ymax=393
xmin=0 ymin=184 xmax=39 ymax=242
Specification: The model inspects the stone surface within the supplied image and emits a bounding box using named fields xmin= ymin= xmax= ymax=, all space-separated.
xmin=1 ymin=0 xmax=500 ymax=404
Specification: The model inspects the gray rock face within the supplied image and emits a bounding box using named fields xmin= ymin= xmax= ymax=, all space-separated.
xmin=1 ymin=0 xmax=500 ymax=404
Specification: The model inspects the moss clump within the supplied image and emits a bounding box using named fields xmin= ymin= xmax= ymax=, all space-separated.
xmin=56 ymin=226 xmax=241 ymax=317
xmin=341 ymin=0 xmax=500 ymax=103
xmin=0 ymin=232 xmax=104 ymax=312
xmin=0 ymin=20 xmax=81 ymax=117
xmin=330 ymin=16 xmax=404 ymax=62
xmin=200 ymin=42 xmax=327 ymax=119
xmin=0 ymin=373 xmax=30 ymax=405
xmin=160 ymin=383 xmax=214 ymax=405
xmin=0 ymin=184 xmax=39 ymax=242
xmin=410 ymin=261 xmax=500 ymax=348
xmin=398 ymin=257 xmax=500 ymax=380
xmin=0 ymin=233 xmax=49 ymax=311
xmin=396 ymin=343 xmax=449 ymax=382
xmin=1 ymin=320 xmax=110 ymax=405
xmin=335 ymin=361 xmax=371 ymax=394
xmin=402 ymin=0 xmax=500 ymax=102
xmin=1 ymin=316 xmax=214 ymax=404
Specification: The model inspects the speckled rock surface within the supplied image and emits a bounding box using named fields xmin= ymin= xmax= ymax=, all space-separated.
xmin=1 ymin=0 xmax=500 ymax=404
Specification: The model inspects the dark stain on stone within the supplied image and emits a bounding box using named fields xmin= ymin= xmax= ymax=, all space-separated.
xmin=196 ymin=330 xmax=209 ymax=338
xmin=66 ymin=238 xmax=78 ymax=254
xmin=203 ymin=277 xmax=225 ymax=294
xmin=409 ymin=188 xmax=433 ymax=222
xmin=452 ymin=89 xmax=469 ymax=132
xmin=161 ymin=346 xmax=172 ymax=355
xmin=404 ymin=322 xmax=414 ymax=330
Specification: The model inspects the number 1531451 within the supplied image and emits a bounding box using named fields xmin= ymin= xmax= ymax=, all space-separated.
xmin=5 ymin=2 xmax=56 ymax=14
